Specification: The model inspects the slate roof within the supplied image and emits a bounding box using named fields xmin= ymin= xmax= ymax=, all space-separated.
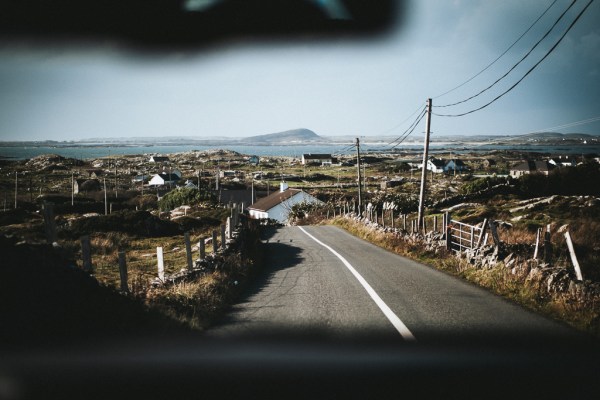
xmin=512 ymin=160 xmax=553 ymax=172
xmin=247 ymin=188 xmax=303 ymax=212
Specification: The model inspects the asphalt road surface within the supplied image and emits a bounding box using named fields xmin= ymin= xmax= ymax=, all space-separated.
xmin=208 ymin=225 xmax=578 ymax=343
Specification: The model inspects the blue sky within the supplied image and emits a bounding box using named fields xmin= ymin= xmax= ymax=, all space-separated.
xmin=0 ymin=0 xmax=599 ymax=141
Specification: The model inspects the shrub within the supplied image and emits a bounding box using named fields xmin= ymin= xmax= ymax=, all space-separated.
xmin=67 ymin=210 xmax=181 ymax=238
xmin=158 ymin=187 xmax=216 ymax=211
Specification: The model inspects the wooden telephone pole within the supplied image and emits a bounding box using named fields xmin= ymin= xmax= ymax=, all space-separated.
xmin=356 ymin=137 xmax=362 ymax=212
xmin=417 ymin=98 xmax=432 ymax=229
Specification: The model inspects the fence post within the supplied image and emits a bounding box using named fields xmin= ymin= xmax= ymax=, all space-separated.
xmin=81 ymin=235 xmax=92 ymax=273
xmin=381 ymin=211 xmax=385 ymax=228
xmin=443 ymin=212 xmax=450 ymax=240
xmin=226 ymin=217 xmax=232 ymax=240
xmin=446 ymin=223 xmax=452 ymax=250
xmin=42 ymin=202 xmax=57 ymax=244
xmin=199 ymin=238 xmax=205 ymax=260
xmin=212 ymin=230 xmax=218 ymax=254
xmin=156 ymin=246 xmax=165 ymax=282
xmin=433 ymin=215 xmax=438 ymax=233
xmin=564 ymin=231 xmax=583 ymax=281
xmin=118 ymin=251 xmax=129 ymax=293
xmin=184 ymin=232 xmax=193 ymax=271
xmin=391 ymin=210 xmax=395 ymax=229
xmin=403 ymin=214 xmax=407 ymax=231
xmin=543 ymin=224 xmax=552 ymax=263
xmin=533 ymin=228 xmax=542 ymax=260
xmin=476 ymin=218 xmax=488 ymax=248
xmin=221 ymin=224 xmax=226 ymax=248
xmin=423 ymin=217 xmax=427 ymax=234
xmin=489 ymin=220 xmax=501 ymax=247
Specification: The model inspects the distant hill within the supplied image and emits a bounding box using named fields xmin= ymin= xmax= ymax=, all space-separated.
xmin=241 ymin=128 xmax=325 ymax=144
xmin=510 ymin=132 xmax=596 ymax=141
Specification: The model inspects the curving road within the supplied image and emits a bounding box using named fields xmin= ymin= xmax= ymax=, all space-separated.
xmin=208 ymin=225 xmax=577 ymax=343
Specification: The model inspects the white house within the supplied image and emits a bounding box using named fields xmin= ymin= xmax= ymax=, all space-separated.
xmin=148 ymin=173 xmax=180 ymax=187
xmin=247 ymin=182 xmax=323 ymax=223
xmin=301 ymin=153 xmax=333 ymax=166
xmin=420 ymin=158 xmax=445 ymax=173
xmin=149 ymin=156 xmax=170 ymax=163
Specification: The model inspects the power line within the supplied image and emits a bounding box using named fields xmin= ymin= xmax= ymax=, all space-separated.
xmin=388 ymin=107 xmax=427 ymax=150
xmin=378 ymin=103 xmax=425 ymax=135
xmin=513 ymin=115 xmax=600 ymax=137
xmin=433 ymin=0 xmax=594 ymax=118
xmin=386 ymin=106 xmax=426 ymax=148
xmin=435 ymin=0 xmax=576 ymax=109
xmin=433 ymin=0 xmax=560 ymax=100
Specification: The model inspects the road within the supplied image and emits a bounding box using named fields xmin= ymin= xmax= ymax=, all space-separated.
xmin=5 ymin=225 xmax=598 ymax=399
xmin=208 ymin=225 xmax=577 ymax=343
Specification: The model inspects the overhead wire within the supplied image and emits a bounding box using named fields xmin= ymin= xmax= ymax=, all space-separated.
xmin=512 ymin=115 xmax=600 ymax=137
xmin=386 ymin=106 xmax=427 ymax=147
xmin=388 ymin=107 xmax=428 ymax=150
xmin=433 ymin=0 xmax=560 ymax=100
xmin=433 ymin=0 xmax=594 ymax=118
xmin=378 ymin=103 xmax=425 ymax=136
xmin=435 ymin=0 xmax=577 ymax=109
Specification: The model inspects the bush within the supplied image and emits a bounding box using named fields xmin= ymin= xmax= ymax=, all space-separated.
xmin=67 ymin=210 xmax=181 ymax=238
xmin=126 ymin=194 xmax=158 ymax=211
xmin=519 ymin=163 xmax=600 ymax=197
xmin=158 ymin=187 xmax=216 ymax=211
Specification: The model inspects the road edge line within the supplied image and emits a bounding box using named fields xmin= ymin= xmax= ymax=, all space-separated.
xmin=298 ymin=226 xmax=416 ymax=342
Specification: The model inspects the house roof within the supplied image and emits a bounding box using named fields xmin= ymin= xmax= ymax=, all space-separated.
xmin=428 ymin=158 xmax=445 ymax=167
xmin=150 ymin=156 xmax=170 ymax=162
xmin=512 ymin=160 xmax=553 ymax=172
xmin=446 ymin=159 xmax=466 ymax=166
xmin=247 ymin=188 xmax=303 ymax=212
xmin=152 ymin=173 xmax=180 ymax=181
xmin=303 ymin=153 xmax=332 ymax=159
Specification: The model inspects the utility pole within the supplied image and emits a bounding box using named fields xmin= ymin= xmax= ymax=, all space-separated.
xmin=14 ymin=172 xmax=18 ymax=209
xmin=104 ymin=177 xmax=108 ymax=215
xmin=417 ymin=98 xmax=432 ymax=229
xmin=356 ymin=138 xmax=362 ymax=212
xmin=115 ymin=161 xmax=118 ymax=199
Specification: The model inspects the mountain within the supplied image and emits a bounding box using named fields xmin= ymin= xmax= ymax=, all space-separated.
xmin=241 ymin=128 xmax=325 ymax=144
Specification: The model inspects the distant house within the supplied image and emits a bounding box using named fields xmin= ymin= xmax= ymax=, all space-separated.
xmin=302 ymin=154 xmax=333 ymax=166
xmin=74 ymin=179 xmax=100 ymax=194
xmin=148 ymin=173 xmax=180 ymax=186
xmin=510 ymin=160 xmax=554 ymax=178
xmin=548 ymin=156 xmax=576 ymax=167
xmin=132 ymin=174 xmax=149 ymax=183
xmin=149 ymin=156 xmax=170 ymax=163
xmin=247 ymin=182 xmax=323 ymax=223
xmin=183 ymin=180 xmax=198 ymax=189
xmin=444 ymin=159 xmax=467 ymax=173
xmin=421 ymin=158 xmax=445 ymax=173
xmin=219 ymin=170 xmax=237 ymax=178
xmin=87 ymin=169 xmax=104 ymax=179
xmin=247 ymin=155 xmax=260 ymax=166
xmin=169 ymin=168 xmax=183 ymax=178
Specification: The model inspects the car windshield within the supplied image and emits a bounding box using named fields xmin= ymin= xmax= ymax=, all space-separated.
xmin=1 ymin=1 xmax=600 ymax=399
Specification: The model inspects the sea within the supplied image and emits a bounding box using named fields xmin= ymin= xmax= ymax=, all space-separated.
xmin=0 ymin=142 xmax=598 ymax=161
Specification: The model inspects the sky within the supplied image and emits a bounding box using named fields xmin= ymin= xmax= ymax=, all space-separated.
xmin=0 ymin=0 xmax=599 ymax=141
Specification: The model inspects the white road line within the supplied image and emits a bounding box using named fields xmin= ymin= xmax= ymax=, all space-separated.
xmin=298 ymin=226 xmax=416 ymax=342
